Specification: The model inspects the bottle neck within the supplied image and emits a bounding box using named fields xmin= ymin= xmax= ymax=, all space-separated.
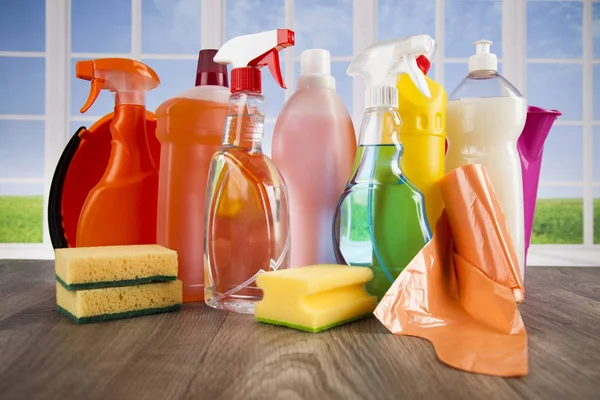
xmin=357 ymin=106 xmax=403 ymax=146
xmin=223 ymin=91 xmax=266 ymax=152
xmin=105 ymin=104 xmax=156 ymax=180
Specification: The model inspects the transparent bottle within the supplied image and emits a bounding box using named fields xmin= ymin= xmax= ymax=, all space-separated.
xmin=333 ymin=104 xmax=431 ymax=302
xmin=446 ymin=40 xmax=526 ymax=279
xmin=204 ymin=91 xmax=290 ymax=314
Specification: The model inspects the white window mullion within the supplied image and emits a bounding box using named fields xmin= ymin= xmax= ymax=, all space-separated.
xmin=502 ymin=0 xmax=527 ymax=95
xmin=435 ymin=0 xmax=445 ymax=87
xmin=582 ymin=0 xmax=593 ymax=246
xmin=201 ymin=0 xmax=225 ymax=49
xmin=284 ymin=0 xmax=295 ymax=100
xmin=352 ymin=0 xmax=377 ymax=130
xmin=44 ymin=0 xmax=70 ymax=251
xmin=131 ymin=0 xmax=142 ymax=60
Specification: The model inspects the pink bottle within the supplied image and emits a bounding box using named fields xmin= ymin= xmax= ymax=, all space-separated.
xmin=272 ymin=49 xmax=356 ymax=268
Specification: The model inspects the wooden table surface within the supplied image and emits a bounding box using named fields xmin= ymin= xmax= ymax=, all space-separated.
xmin=0 ymin=261 xmax=598 ymax=400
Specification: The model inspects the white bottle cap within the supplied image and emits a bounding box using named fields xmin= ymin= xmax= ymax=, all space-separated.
xmin=298 ymin=49 xmax=335 ymax=90
xmin=301 ymin=49 xmax=330 ymax=75
xmin=468 ymin=40 xmax=498 ymax=73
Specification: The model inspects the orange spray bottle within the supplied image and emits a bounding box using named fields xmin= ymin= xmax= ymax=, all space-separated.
xmin=75 ymin=58 xmax=161 ymax=247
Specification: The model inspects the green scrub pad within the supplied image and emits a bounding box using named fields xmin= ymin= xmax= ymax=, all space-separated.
xmin=56 ymin=280 xmax=182 ymax=324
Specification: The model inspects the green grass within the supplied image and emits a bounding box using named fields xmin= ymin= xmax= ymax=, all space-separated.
xmin=0 ymin=196 xmax=598 ymax=245
xmin=0 ymin=196 xmax=43 ymax=243
xmin=339 ymin=196 xmax=599 ymax=246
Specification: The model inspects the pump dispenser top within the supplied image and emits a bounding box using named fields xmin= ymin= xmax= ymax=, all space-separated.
xmin=348 ymin=34 xmax=434 ymax=109
xmin=469 ymin=40 xmax=497 ymax=72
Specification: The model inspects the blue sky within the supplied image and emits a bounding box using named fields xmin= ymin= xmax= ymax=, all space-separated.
xmin=0 ymin=0 xmax=599 ymax=197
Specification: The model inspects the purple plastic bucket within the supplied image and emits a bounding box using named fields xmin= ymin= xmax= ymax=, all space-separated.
xmin=518 ymin=106 xmax=561 ymax=267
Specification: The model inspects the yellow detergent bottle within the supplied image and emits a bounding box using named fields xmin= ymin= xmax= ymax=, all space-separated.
xmin=396 ymin=53 xmax=446 ymax=231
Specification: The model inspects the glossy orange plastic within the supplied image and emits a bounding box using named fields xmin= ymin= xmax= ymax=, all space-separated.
xmin=374 ymin=164 xmax=527 ymax=377
xmin=75 ymin=58 xmax=160 ymax=247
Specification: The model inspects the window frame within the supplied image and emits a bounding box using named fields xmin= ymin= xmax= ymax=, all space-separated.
xmin=1 ymin=0 xmax=598 ymax=265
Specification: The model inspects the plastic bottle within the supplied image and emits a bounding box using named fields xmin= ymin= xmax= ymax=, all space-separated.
xmin=75 ymin=58 xmax=160 ymax=247
xmin=272 ymin=49 xmax=356 ymax=268
xmin=397 ymin=49 xmax=446 ymax=231
xmin=155 ymin=50 xmax=230 ymax=303
xmin=333 ymin=35 xmax=434 ymax=302
xmin=446 ymin=40 xmax=527 ymax=279
xmin=204 ymin=29 xmax=294 ymax=314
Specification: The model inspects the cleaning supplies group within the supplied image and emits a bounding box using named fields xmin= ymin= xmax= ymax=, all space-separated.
xmin=52 ymin=29 xmax=559 ymax=326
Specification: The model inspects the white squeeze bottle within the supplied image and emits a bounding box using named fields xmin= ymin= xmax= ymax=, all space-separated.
xmin=446 ymin=40 xmax=527 ymax=279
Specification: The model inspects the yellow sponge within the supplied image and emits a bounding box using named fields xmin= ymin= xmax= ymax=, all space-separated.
xmin=55 ymin=245 xmax=178 ymax=290
xmin=56 ymin=280 xmax=182 ymax=324
xmin=255 ymin=265 xmax=377 ymax=333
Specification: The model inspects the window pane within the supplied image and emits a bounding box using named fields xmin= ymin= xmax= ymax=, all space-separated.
xmin=142 ymin=59 xmax=198 ymax=112
xmin=0 ymin=0 xmax=45 ymax=52
xmin=444 ymin=63 xmax=467 ymax=94
xmin=293 ymin=61 xmax=352 ymax=116
xmin=378 ymin=0 xmax=435 ymax=42
xmin=0 ymin=57 xmax=45 ymax=115
xmin=70 ymin=58 xmax=114 ymax=117
xmin=225 ymin=0 xmax=285 ymax=40
xmin=595 ymin=65 xmax=600 ymax=121
xmin=445 ymin=0 xmax=502 ymax=58
xmin=71 ymin=0 xmax=132 ymax=53
xmin=527 ymin=63 xmax=582 ymax=120
xmin=295 ymin=0 xmax=352 ymax=56
xmin=0 ymin=184 xmax=44 ymax=243
xmin=263 ymin=121 xmax=275 ymax=158
xmin=594 ymin=3 xmax=600 ymax=59
xmin=527 ymin=1 xmax=583 ymax=59
xmin=0 ymin=120 xmax=45 ymax=179
xmin=595 ymin=127 xmax=600 ymax=181
xmin=539 ymin=125 xmax=582 ymax=182
xmin=532 ymin=186 xmax=583 ymax=244
xmin=264 ymin=61 xmax=286 ymax=119
xmin=142 ymin=0 xmax=201 ymax=54
xmin=595 ymin=187 xmax=600 ymax=244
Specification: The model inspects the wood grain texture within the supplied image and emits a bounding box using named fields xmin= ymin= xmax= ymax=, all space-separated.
xmin=0 ymin=261 xmax=598 ymax=400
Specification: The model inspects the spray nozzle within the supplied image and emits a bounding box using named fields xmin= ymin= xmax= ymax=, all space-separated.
xmin=76 ymin=58 xmax=160 ymax=113
xmin=348 ymin=34 xmax=435 ymax=108
xmin=214 ymin=29 xmax=294 ymax=93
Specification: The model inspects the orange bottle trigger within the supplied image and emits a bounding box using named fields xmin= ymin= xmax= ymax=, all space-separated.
xmin=80 ymin=78 xmax=105 ymax=114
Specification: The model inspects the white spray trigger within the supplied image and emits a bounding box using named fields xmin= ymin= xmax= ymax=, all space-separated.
xmin=392 ymin=56 xmax=431 ymax=98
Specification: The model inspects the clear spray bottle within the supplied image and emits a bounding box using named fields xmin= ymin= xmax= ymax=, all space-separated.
xmin=333 ymin=35 xmax=434 ymax=301
xmin=205 ymin=29 xmax=294 ymax=314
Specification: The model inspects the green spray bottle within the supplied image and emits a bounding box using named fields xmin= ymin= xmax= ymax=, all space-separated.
xmin=332 ymin=35 xmax=434 ymax=301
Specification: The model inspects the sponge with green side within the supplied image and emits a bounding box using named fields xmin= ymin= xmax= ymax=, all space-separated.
xmin=255 ymin=265 xmax=377 ymax=333
xmin=55 ymin=244 xmax=178 ymax=290
xmin=56 ymin=280 xmax=182 ymax=324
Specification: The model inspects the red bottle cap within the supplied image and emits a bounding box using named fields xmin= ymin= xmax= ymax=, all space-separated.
xmin=195 ymin=49 xmax=229 ymax=87
xmin=417 ymin=55 xmax=431 ymax=75
xmin=231 ymin=67 xmax=262 ymax=93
